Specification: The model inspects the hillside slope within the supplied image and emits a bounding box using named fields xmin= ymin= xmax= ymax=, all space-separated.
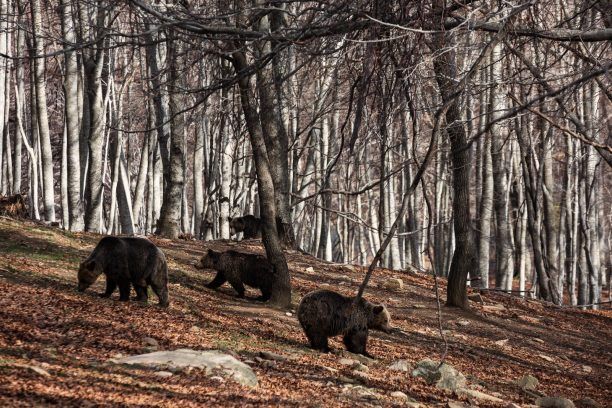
xmin=0 ymin=217 xmax=609 ymax=407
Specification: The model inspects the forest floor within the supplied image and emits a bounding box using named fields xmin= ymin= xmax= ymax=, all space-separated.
xmin=0 ymin=217 xmax=609 ymax=407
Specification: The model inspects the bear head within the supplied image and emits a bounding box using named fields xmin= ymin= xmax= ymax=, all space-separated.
xmin=367 ymin=303 xmax=392 ymax=333
xmin=228 ymin=217 xmax=244 ymax=237
xmin=196 ymin=249 xmax=221 ymax=269
xmin=77 ymin=259 xmax=103 ymax=292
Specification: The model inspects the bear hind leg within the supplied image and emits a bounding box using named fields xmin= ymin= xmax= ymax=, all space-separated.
xmin=227 ymin=278 xmax=246 ymax=298
xmin=134 ymin=285 xmax=148 ymax=303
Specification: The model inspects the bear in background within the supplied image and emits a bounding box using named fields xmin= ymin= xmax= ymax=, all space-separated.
xmin=78 ymin=236 xmax=169 ymax=307
xmin=297 ymin=289 xmax=392 ymax=357
xmin=229 ymin=215 xmax=261 ymax=239
xmin=196 ymin=249 xmax=274 ymax=301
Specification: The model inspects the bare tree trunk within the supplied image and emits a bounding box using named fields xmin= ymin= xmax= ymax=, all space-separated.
xmin=12 ymin=0 xmax=24 ymax=194
xmin=193 ymin=114 xmax=205 ymax=239
xmin=60 ymin=0 xmax=84 ymax=231
xmin=31 ymin=0 xmax=55 ymax=222
xmin=156 ymin=36 xmax=184 ymax=239
xmin=232 ymin=48 xmax=291 ymax=308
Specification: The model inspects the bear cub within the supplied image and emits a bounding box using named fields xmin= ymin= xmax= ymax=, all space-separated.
xmin=78 ymin=236 xmax=169 ymax=307
xmin=228 ymin=215 xmax=261 ymax=239
xmin=196 ymin=249 xmax=273 ymax=301
xmin=297 ymin=289 xmax=392 ymax=357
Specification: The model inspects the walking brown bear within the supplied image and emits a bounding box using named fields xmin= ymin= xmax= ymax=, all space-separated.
xmin=77 ymin=237 xmax=169 ymax=307
xmin=196 ymin=249 xmax=274 ymax=301
xmin=297 ymin=289 xmax=392 ymax=357
xmin=228 ymin=215 xmax=261 ymax=239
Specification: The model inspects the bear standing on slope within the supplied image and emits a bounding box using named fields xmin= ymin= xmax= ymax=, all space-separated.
xmin=196 ymin=249 xmax=274 ymax=301
xmin=228 ymin=215 xmax=261 ymax=239
xmin=297 ymin=289 xmax=392 ymax=357
xmin=77 ymin=237 xmax=169 ymax=307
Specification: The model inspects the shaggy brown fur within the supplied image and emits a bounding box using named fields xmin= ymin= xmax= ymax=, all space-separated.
xmin=228 ymin=215 xmax=261 ymax=239
xmin=196 ymin=249 xmax=274 ymax=301
xmin=78 ymin=237 xmax=169 ymax=307
xmin=297 ymin=289 xmax=391 ymax=357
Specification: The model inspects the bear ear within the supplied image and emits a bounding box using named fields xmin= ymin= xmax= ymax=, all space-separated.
xmin=373 ymin=305 xmax=384 ymax=314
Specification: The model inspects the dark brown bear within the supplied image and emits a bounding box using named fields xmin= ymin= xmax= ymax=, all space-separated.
xmin=196 ymin=249 xmax=273 ymax=301
xmin=78 ymin=237 xmax=169 ymax=307
xmin=228 ymin=215 xmax=261 ymax=239
xmin=297 ymin=290 xmax=392 ymax=357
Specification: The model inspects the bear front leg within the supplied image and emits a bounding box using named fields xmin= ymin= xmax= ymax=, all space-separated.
xmin=227 ymin=278 xmax=246 ymax=298
xmin=134 ymin=285 xmax=148 ymax=303
xmin=206 ymin=272 xmax=227 ymax=289
xmin=343 ymin=329 xmax=370 ymax=356
xmin=306 ymin=332 xmax=330 ymax=353
xmin=118 ymin=282 xmax=131 ymax=301
xmin=100 ymin=279 xmax=117 ymax=298
xmin=255 ymin=286 xmax=271 ymax=302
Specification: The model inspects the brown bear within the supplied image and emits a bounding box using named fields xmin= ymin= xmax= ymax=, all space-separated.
xmin=78 ymin=236 xmax=169 ymax=307
xmin=228 ymin=215 xmax=261 ymax=239
xmin=196 ymin=249 xmax=273 ymax=301
xmin=297 ymin=289 xmax=392 ymax=357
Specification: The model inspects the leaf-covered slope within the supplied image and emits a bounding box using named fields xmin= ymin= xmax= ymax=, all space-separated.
xmin=0 ymin=217 xmax=609 ymax=407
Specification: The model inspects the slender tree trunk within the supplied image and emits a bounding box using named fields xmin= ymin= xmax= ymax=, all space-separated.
xmin=31 ymin=0 xmax=55 ymax=222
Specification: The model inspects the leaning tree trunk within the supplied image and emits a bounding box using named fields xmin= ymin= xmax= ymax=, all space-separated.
xmin=31 ymin=0 xmax=55 ymax=222
xmin=232 ymin=48 xmax=292 ymax=308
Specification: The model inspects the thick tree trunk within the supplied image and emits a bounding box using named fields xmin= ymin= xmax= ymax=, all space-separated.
xmin=60 ymin=0 xmax=84 ymax=231
xmin=156 ymin=37 xmax=185 ymax=239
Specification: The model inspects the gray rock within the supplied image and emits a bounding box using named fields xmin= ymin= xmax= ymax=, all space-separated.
xmin=455 ymin=320 xmax=470 ymax=327
xmin=389 ymin=359 xmax=410 ymax=372
xmin=536 ymin=397 xmax=576 ymax=408
xmin=259 ymin=351 xmax=288 ymax=362
xmin=341 ymin=384 xmax=379 ymax=401
xmin=154 ymin=371 xmax=173 ymax=378
xmin=340 ymin=358 xmax=357 ymax=366
xmin=518 ymin=374 xmax=539 ymax=391
xmin=457 ymin=388 xmax=504 ymax=403
xmin=305 ymin=267 xmax=315 ymax=273
xmin=390 ymin=391 xmax=409 ymax=401
xmin=412 ymin=359 xmax=466 ymax=391
xmin=384 ymin=278 xmax=404 ymax=291
xmin=352 ymin=362 xmax=369 ymax=372
xmin=142 ymin=337 xmax=159 ymax=347
xmin=112 ymin=349 xmax=258 ymax=387
xmin=351 ymin=370 xmax=369 ymax=383
xmin=575 ymin=397 xmax=601 ymax=408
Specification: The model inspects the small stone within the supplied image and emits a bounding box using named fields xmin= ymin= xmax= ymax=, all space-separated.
xmin=209 ymin=375 xmax=224 ymax=382
xmin=339 ymin=375 xmax=356 ymax=384
xmin=189 ymin=326 xmax=201 ymax=333
xmin=24 ymin=365 xmax=50 ymax=377
xmin=495 ymin=339 xmax=510 ymax=346
xmin=142 ymin=337 xmax=159 ymax=347
xmin=538 ymin=354 xmax=555 ymax=362
xmin=457 ymin=388 xmax=504 ymax=403
xmin=305 ymin=267 xmax=315 ymax=273
xmin=483 ymin=303 xmax=506 ymax=312
xmin=535 ymin=396 xmax=576 ymax=408
xmin=341 ymin=264 xmax=358 ymax=273
xmin=352 ymin=362 xmax=369 ymax=372
xmin=581 ymin=365 xmax=592 ymax=373
xmin=383 ymin=278 xmax=404 ymax=291
xmin=532 ymin=338 xmax=545 ymax=344
xmin=390 ymin=391 xmax=409 ymax=401
xmin=388 ymin=359 xmax=410 ymax=372
xmin=321 ymin=366 xmax=338 ymax=374
xmin=518 ymin=374 xmax=539 ymax=391
xmin=505 ymin=403 xmax=522 ymax=408
xmin=285 ymin=312 xmax=293 ymax=317
xmin=143 ymin=346 xmax=158 ymax=353
xmin=154 ymin=371 xmax=173 ymax=378
xmin=575 ymin=397 xmax=601 ymax=408
xmin=412 ymin=359 xmax=466 ymax=392
xmin=456 ymin=320 xmax=470 ymax=326
xmin=412 ymin=304 xmax=426 ymax=309
xmin=340 ymin=358 xmax=357 ymax=366
xmin=259 ymin=351 xmax=288 ymax=362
